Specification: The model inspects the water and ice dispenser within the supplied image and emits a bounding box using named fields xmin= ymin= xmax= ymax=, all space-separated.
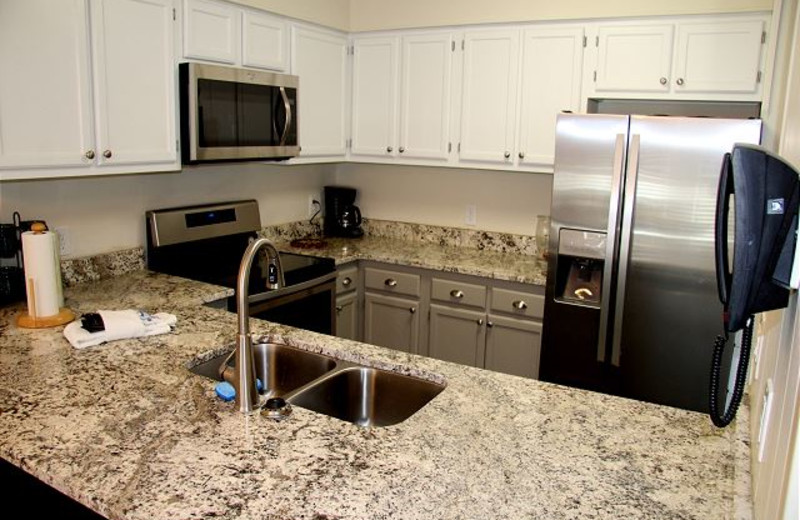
xmin=553 ymin=229 xmax=606 ymax=306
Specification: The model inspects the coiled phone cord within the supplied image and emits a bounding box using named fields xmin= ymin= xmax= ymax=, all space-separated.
xmin=709 ymin=315 xmax=754 ymax=428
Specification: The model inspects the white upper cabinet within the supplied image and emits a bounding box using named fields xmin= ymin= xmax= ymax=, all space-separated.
xmin=0 ymin=0 xmax=94 ymax=170
xmin=351 ymin=36 xmax=400 ymax=158
xmin=183 ymin=0 xmax=239 ymax=64
xmin=594 ymin=24 xmax=674 ymax=93
xmin=586 ymin=15 xmax=768 ymax=100
xmin=673 ymin=19 xmax=765 ymax=94
xmin=291 ymin=26 xmax=349 ymax=157
xmin=242 ymin=10 xmax=288 ymax=71
xmin=91 ymin=0 xmax=177 ymax=167
xmin=459 ymin=28 xmax=520 ymax=165
xmin=517 ymin=25 xmax=584 ymax=169
xmin=399 ymin=31 xmax=454 ymax=161
xmin=0 ymin=0 xmax=178 ymax=179
xmin=182 ymin=0 xmax=288 ymax=71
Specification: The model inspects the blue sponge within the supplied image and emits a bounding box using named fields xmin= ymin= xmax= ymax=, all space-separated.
xmin=214 ymin=379 xmax=263 ymax=402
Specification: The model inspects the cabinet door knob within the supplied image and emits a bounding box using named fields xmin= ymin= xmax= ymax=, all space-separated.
xmin=84 ymin=150 xmax=95 ymax=159
xmin=335 ymin=305 xmax=343 ymax=313
xmin=450 ymin=289 xmax=464 ymax=299
xmin=486 ymin=321 xmax=494 ymax=328
xmin=342 ymin=277 xmax=352 ymax=286
xmin=387 ymin=146 xmax=393 ymax=153
xmin=477 ymin=318 xmax=484 ymax=326
xmin=103 ymin=149 xmax=112 ymax=159
xmin=385 ymin=278 xmax=397 ymax=287
xmin=504 ymin=151 xmax=511 ymax=159
xmin=518 ymin=152 xmax=525 ymax=159
xmin=660 ymin=77 xmax=668 ymax=85
xmin=399 ymin=146 xmax=405 ymax=153
xmin=676 ymin=78 xmax=685 ymax=86
xmin=512 ymin=300 xmax=528 ymax=310
xmin=409 ymin=307 xmax=416 ymax=314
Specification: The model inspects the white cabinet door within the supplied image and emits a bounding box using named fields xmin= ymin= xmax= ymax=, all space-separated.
xmin=242 ymin=10 xmax=288 ymax=71
xmin=351 ymin=36 xmax=399 ymax=158
xmin=459 ymin=29 xmax=519 ymax=165
xmin=0 ymin=0 xmax=94 ymax=169
xmin=673 ymin=20 xmax=765 ymax=94
xmin=399 ymin=31 xmax=454 ymax=161
xmin=291 ymin=26 xmax=348 ymax=157
xmin=518 ymin=26 xmax=584 ymax=168
xmin=183 ymin=0 xmax=238 ymax=64
xmin=91 ymin=0 xmax=177 ymax=167
xmin=594 ymin=24 xmax=674 ymax=92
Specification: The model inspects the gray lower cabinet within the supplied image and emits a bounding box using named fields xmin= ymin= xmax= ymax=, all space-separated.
xmin=335 ymin=291 xmax=358 ymax=340
xmin=484 ymin=314 xmax=542 ymax=379
xmin=364 ymin=292 xmax=419 ymax=353
xmin=428 ymin=304 xmax=485 ymax=367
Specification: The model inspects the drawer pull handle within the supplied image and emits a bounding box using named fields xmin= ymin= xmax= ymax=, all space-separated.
xmin=335 ymin=305 xmax=343 ymax=313
xmin=477 ymin=318 xmax=484 ymax=325
xmin=385 ymin=278 xmax=398 ymax=287
xmin=486 ymin=321 xmax=494 ymax=328
xmin=450 ymin=289 xmax=464 ymax=299
xmin=409 ymin=307 xmax=416 ymax=314
xmin=512 ymin=300 xmax=528 ymax=310
xmin=341 ymin=277 xmax=352 ymax=286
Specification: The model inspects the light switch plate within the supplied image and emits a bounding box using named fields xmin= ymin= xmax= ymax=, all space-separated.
xmin=465 ymin=205 xmax=477 ymax=226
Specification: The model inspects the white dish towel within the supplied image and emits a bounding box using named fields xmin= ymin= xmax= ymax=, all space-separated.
xmin=63 ymin=310 xmax=177 ymax=349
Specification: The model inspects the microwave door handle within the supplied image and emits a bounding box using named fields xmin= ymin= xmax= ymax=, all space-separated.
xmin=279 ymin=87 xmax=291 ymax=146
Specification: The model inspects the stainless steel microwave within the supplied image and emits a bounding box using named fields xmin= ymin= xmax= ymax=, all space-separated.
xmin=179 ymin=62 xmax=299 ymax=163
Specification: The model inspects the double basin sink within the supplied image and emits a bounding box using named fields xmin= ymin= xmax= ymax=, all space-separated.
xmin=190 ymin=342 xmax=445 ymax=427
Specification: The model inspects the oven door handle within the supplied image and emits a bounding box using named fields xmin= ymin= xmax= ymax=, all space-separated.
xmin=247 ymin=270 xmax=337 ymax=305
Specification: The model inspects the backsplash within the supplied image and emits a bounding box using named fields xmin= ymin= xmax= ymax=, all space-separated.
xmin=59 ymin=219 xmax=538 ymax=286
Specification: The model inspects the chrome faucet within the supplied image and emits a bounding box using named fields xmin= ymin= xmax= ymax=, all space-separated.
xmin=231 ymin=238 xmax=285 ymax=414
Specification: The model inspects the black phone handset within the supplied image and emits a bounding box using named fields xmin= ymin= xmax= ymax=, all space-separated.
xmin=711 ymin=144 xmax=800 ymax=427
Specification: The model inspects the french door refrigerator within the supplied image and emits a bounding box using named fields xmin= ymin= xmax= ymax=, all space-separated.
xmin=540 ymin=113 xmax=762 ymax=412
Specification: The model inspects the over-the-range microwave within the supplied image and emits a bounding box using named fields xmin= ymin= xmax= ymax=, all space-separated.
xmin=179 ymin=62 xmax=299 ymax=163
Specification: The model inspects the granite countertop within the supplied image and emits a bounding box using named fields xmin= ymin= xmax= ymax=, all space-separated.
xmin=0 ymin=270 xmax=751 ymax=519
xmin=274 ymin=235 xmax=548 ymax=286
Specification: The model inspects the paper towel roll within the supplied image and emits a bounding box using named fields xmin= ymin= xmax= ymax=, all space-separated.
xmin=22 ymin=230 xmax=60 ymax=318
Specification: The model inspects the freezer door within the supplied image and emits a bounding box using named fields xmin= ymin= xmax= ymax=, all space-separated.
xmin=614 ymin=116 xmax=762 ymax=412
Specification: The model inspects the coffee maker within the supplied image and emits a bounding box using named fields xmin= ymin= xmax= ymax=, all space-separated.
xmin=324 ymin=186 xmax=364 ymax=238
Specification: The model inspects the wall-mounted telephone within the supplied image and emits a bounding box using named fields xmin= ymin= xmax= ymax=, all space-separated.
xmin=711 ymin=144 xmax=800 ymax=427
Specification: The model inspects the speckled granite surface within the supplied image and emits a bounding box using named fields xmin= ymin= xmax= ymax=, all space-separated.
xmin=0 ymin=271 xmax=751 ymax=519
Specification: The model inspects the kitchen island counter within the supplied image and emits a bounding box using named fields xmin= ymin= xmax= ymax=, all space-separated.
xmin=0 ymin=270 xmax=749 ymax=519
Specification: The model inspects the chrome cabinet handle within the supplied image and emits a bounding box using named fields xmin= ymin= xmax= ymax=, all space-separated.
xmin=103 ymin=150 xmax=112 ymax=159
xmin=486 ymin=321 xmax=494 ymax=328
xmin=341 ymin=277 xmax=352 ymax=286
xmin=399 ymin=146 xmax=405 ymax=153
xmin=504 ymin=151 xmax=511 ymax=159
xmin=84 ymin=150 xmax=95 ymax=159
xmin=278 ymin=86 xmax=291 ymax=146
xmin=477 ymin=318 xmax=484 ymax=325
xmin=512 ymin=300 xmax=528 ymax=310
xmin=676 ymin=78 xmax=685 ymax=86
xmin=335 ymin=305 xmax=343 ymax=313
xmin=409 ymin=307 xmax=416 ymax=314
xmin=450 ymin=289 xmax=464 ymax=299
xmin=660 ymin=77 xmax=668 ymax=85
xmin=385 ymin=278 xmax=397 ymax=287
xmin=387 ymin=146 xmax=393 ymax=153
xmin=518 ymin=152 xmax=525 ymax=159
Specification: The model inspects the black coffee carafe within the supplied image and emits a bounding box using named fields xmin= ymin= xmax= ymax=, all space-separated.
xmin=324 ymin=186 xmax=364 ymax=238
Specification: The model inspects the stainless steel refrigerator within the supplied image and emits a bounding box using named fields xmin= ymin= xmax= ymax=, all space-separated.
xmin=540 ymin=113 xmax=762 ymax=412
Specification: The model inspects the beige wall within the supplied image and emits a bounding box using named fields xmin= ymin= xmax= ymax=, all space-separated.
xmin=349 ymin=0 xmax=773 ymax=32
xmin=231 ymin=0 xmax=350 ymax=31
xmin=0 ymin=164 xmax=331 ymax=258
xmin=333 ymin=164 xmax=552 ymax=236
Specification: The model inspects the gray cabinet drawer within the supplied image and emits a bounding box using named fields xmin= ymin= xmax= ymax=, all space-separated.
xmin=431 ymin=278 xmax=486 ymax=308
xmin=336 ymin=266 xmax=358 ymax=294
xmin=490 ymin=287 xmax=544 ymax=318
xmin=365 ymin=267 xmax=420 ymax=297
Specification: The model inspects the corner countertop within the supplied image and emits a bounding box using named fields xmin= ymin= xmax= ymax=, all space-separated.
xmin=0 ymin=270 xmax=750 ymax=519
xmin=274 ymin=235 xmax=547 ymax=286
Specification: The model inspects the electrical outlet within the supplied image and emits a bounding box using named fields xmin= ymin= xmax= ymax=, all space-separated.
xmin=308 ymin=195 xmax=321 ymax=219
xmin=54 ymin=226 xmax=71 ymax=257
xmin=465 ymin=204 xmax=477 ymax=226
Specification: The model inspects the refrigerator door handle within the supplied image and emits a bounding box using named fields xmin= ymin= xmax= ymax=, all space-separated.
xmin=610 ymin=134 xmax=641 ymax=366
xmin=597 ymin=133 xmax=627 ymax=363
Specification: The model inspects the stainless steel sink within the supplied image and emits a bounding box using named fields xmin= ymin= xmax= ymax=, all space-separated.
xmin=190 ymin=343 xmax=445 ymax=426
xmin=190 ymin=342 xmax=338 ymax=397
xmin=287 ymin=366 xmax=445 ymax=427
